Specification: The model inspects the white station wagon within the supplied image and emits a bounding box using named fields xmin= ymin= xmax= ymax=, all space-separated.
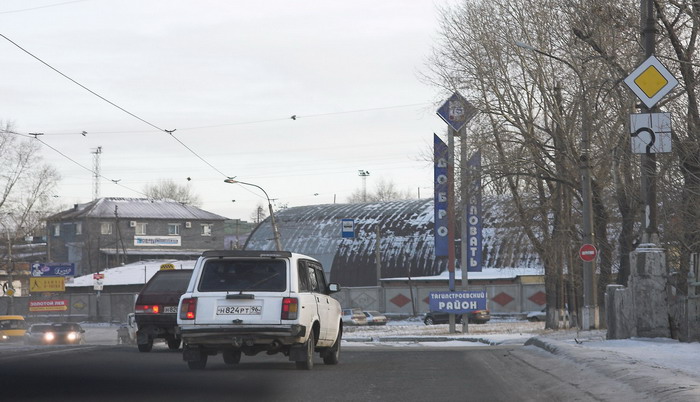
xmin=177 ymin=250 xmax=342 ymax=370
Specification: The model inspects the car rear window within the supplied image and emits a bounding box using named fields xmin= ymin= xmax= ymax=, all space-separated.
xmin=29 ymin=325 xmax=52 ymax=333
xmin=53 ymin=323 xmax=81 ymax=332
xmin=198 ymin=259 xmax=287 ymax=292
xmin=0 ymin=319 xmax=26 ymax=330
xmin=143 ymin=270 xmax=193 ymax=292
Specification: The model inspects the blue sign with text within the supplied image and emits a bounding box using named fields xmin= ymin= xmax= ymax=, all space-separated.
xmin=341 ymin=219 xmax=355 ymax=238
xmin=429 ymin=291 xmax=487 ymax=314
xmin=466 ymin=151 xmax=483 ymax=272
xmin=31 ymin=263 xmax=76 ymax=277
xmin=434 ymin=134 xmax=449 ymax=257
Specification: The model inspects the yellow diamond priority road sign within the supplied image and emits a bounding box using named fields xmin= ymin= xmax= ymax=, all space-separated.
xmin=624 ymin=55 xmax=678 ymax=108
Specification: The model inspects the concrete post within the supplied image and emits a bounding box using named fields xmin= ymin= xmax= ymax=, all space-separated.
xmin=629 ymin=243 xmax=670 ymax=338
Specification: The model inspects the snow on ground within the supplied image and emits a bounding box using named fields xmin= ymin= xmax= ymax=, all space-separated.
xmin=341 ymin=318 xmax=700 ymax=400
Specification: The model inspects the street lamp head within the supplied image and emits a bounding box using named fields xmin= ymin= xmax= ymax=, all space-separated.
xmin=514 ymin=40 xmax=536 ymax=51
xmin=224 ymin=178 xmax=238 ymax=184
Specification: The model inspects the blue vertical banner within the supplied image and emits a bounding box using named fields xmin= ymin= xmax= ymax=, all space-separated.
xmin=466 ymin=151 xmax=482 ymax=272
xmin=434 ymin=134 xmax=449 ymax=257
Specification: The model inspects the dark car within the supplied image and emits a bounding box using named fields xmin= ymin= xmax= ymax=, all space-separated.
xmin=423 ymin=310 xmax=491 ymax=325
xmin=24 ymin=323 xmax=86 ymax=345
xmin=134 ymin=269 xmax=193 ymax=352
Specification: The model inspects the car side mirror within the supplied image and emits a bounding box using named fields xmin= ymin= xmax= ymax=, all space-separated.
xmin=327 ymin=283 xmax=340 ymax=294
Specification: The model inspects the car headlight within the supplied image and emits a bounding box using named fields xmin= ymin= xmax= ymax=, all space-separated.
xmin=1 ymin=335 xmax=8 ymax=341
xmin=67 ymin=332 xmax=78 ymax=341
xmin=44 ymin=332 xmax=55 ymax=342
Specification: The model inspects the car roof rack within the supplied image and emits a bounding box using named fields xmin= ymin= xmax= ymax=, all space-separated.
xmin=201 ymin=250 xmax=292 ymax=259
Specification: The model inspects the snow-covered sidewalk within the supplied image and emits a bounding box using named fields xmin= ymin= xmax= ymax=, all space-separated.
xmin=343 ymin=319 xmax=700 ymax=401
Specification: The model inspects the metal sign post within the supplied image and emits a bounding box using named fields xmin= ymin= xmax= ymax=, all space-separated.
xmin=436 ymin=92 xmax=478 ymax=334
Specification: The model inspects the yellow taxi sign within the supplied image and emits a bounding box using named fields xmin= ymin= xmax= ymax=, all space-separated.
xmin=30 ymin=277 xmax=66 ymax=292
xmin=624 ymin=55 xmax=678 ymax=108
xmin=160 ymin=263 xmax=175 ymax=270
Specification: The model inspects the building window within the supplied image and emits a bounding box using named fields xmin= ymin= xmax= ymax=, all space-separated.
xmin=53 ymin=224 xmax=60 ymax=237
xmin=101 ymin=222 xmax=112 ymax=235
xmin=135 ymin=222 xmax=147 ymax=236
xmin=168 ymin=223 xmax=180 ymax=235
xmin=75 ymin=222 xmax=82 ymax=235
xmin=201 ymin=224 xmax=212 ymax=236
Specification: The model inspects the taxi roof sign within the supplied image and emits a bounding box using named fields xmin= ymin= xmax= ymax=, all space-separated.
xmin=624 ymin=55 xmax=678 ymax=108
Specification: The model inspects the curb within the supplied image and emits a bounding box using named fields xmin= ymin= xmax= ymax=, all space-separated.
xmin=523 ymin=336 xmax=561 ymax=354
xmin=343 ymin=336 xmax=498 ymax=345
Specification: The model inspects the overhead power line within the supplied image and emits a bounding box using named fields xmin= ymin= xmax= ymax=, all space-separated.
xmin=36 ymin=102 xmax=433 ymax=136
xmin=0 ymin=33 xmax=229 ymax=178
xmin=0 ymin=0 xmax=89 ymax=14
xmin=1 ymin=128 xmax=150 ymax=198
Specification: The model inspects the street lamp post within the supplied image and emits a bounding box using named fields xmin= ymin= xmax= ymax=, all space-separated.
xmin=515 ymin=41 xmax=598 ymax=329
xmin=224 ymin=178 xmax=282 ymax=251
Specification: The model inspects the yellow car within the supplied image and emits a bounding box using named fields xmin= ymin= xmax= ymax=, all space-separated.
xmin=0 ymin=315 xmax=27 ymax=342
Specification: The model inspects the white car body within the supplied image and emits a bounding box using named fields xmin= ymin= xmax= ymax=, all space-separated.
xmin=177 ymin=250 xmax=342 ymax=370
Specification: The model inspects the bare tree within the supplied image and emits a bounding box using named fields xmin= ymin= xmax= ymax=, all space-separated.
xmin=427 ymin=0 xmax=641 ymax=328
xmin=0 ymin=125 xmax=61 ymax=266
xmin=250 ymin=203 xmax=267 ymax=224
xmin=428 ymin=0 xmax=700 ymax=330
xmin=347 ymin=178 xmax=413 ymax=203
xmin=143 ymin=179 xmax=202 ymax=207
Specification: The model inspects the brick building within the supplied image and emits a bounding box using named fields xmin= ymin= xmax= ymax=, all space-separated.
xmin=45 ymin=198 xmax=228 ymax=275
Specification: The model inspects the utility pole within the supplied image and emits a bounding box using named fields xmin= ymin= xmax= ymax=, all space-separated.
xmin=92 ymin=146 xmax=102 ymax=200
xmin=460 ymin=127 xmax=469 ymax=333
xmin=358 ymin=170 xmax=370 ymax=202
xmin=640 ymin=0 xmax=658 ymax=242
xmin=375 ymin=226 xmax=381 ymax=286
xmin=447 ymin=127 xmax=457 ymax=333
xmin=2 ymin=221 xmax=15 ymax=314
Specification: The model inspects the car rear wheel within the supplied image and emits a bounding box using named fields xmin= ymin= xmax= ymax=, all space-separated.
xmin=223 ymin=349 xmax=241 ymax=364
xmin=187 ymin=352 xmax=207 ymax=370
xmin=322 ymin=326 xmax=341 ymax=365
xmin=424 ymin=317 xmax=434 ymax=325
xmin=295 ymin=331 xmax=314 ymax=370
xmin=137 ymin=338 xmax=153 ymax=352
xmin=167 ymin=337 xmax=181 ymax=350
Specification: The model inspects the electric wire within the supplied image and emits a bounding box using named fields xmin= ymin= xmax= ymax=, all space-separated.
xmin=0 ymin=0 xmax=90 ymax=14
xmin=0 ymin=32 xmax=433 ymax=207
xmin=1 ymin=128 xmax=150 ymax=198
xmin=37 ymin=102 xmax=432 ymax=136
xmin=0 ymin=33 xmax=230 ymax=178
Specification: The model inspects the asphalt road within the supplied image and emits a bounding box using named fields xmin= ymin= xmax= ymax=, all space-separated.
xmin=0 ymin=342 xmax=612 ymax=402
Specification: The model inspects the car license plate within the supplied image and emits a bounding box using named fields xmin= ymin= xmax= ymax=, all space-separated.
xmin=216 ymin=305 xmax=262 ymax=315
xmin=163 ymin=306 xmax=178 ymax=314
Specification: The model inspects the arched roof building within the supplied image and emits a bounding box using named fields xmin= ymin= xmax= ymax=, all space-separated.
xmin=245 ymin=199 xmax=540 ymax=287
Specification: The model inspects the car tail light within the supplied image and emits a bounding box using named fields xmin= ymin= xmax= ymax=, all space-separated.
xmin=180 ymin=298 xmax=197 ymax=320
xmin=281 ymin=297 xmax=298 ymax=320
xmin=135 ymin=304 xmax=160 ymax=314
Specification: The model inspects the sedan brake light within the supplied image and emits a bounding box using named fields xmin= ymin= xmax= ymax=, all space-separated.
xmin=135 ymin=304 xmax=160 ymax=314
xmin=180 ymin=297 xmax=197 ymax=320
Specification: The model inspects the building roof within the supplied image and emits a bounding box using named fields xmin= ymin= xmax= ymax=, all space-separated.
xmin=245 ymin=198 xmax=541 ymax=287
xmin=383 ymin=267 xmax=543 ymax=282
xmin=47 ymin=198 xmax=228 ymax=221
xmin=67 ymin=259 xmax=196 ymax=287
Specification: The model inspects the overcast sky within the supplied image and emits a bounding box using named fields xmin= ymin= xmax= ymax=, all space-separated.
xmin=1 ymin=0 xmax=456 ymax=221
